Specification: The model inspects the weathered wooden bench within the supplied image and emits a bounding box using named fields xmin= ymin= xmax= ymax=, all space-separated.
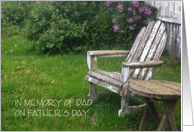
xmin=85 ymin=20 xmax=168 ymax=117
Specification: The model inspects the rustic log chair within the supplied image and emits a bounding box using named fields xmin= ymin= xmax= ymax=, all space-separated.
xmin=85 ymin=20 xmax=167 ymax=117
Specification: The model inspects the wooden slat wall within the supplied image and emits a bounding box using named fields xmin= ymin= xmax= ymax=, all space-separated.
xmin=145 ymin=1 xmax=181 ymax=24
xmin=145 ymin=1 xmax=181 ymax=60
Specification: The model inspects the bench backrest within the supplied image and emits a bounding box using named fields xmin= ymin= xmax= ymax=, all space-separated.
xmin=125 ymin=20 xmax=167 ymax=80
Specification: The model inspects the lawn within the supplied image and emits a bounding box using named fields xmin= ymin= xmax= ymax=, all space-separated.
xmin=1 ymin=32 xmax=181 ymax=131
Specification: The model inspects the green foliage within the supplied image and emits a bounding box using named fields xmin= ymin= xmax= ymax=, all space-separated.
xmin=25 ymin=1 xmax=114 ymax=54
xmin=1 ymin=1 xmax=34 ymax=26
xmin=1 ymin=1 xmax=157 ymax=55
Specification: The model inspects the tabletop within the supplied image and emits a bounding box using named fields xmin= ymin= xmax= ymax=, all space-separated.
xmin=129 ymin=80 xmax=181 ymax=100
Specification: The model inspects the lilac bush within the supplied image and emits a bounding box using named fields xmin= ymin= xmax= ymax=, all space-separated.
xmin=107 ymin=1 xmax=157 ymax=34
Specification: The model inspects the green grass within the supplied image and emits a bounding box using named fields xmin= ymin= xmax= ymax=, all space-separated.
xmin=1 ymin=31 xmax=181 ymax=131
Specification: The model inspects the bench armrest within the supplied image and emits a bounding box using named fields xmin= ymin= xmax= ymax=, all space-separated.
xmin=87 ymin=50 xmax=130 ymax=70
xmin=122 ymin=61 xmax=163 ymax=83
xmin=122 ymin=61 xmax=163 ymax=68
xmin=88 ymin=50 xmax=130 ymax=57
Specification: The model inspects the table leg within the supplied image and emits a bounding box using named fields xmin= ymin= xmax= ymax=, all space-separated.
xmin=157 ymin=99 xmax=177 ymax=131
xmin=145 ymin=98 xmax=160 ymax=127
xmin=157 ymin=114 xmax=168 ymax=131
xmin=139 ymin=106 xmax=150 ymax=131
xmin=163 ymin=99 xmax=178 ymax=131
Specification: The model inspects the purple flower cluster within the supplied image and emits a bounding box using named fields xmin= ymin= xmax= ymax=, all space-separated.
xmin=139 ymin=6 xmax=146 ymax=12
xmin=127 ymin=18 xmax=133 ymax=23
xmin=118 ymin=5 xmax=123 ymax=12
xmin=129 ymin=26 xmax=134 ymax=30
xmin=147 ymin=18 xmax=151 ymax=24
xmin=133 ymin=11 xmax=136 ymax=15
xmin=128 ymin=7 xmax=132 ymax=11
xmin=113 ymin=24 xmax=119 ymax=32
xmin=138 ymin=6 xmax=151 ymax=15
xmin=144 ymin=8 xmax=151 ymax=15
xmin=133 ymin=1 xmax=139 ymax=7
xmin=108 ymin=1 xmax=153 ymax=33
xmin=112 ymin=18 xmax=117 ymax=23
xmin=107 ymin=1 xmax=123 ymax=5
xmin=135 ymin=16 xmax=141 ymax=20
xmin=106 ymin=1 xmax=116 ymax=5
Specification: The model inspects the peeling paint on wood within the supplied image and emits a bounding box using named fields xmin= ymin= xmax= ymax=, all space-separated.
xmin=145 ymin=1 xmax=181 ymax=24
xmin=145 ymin=1 xmax=181 ymax=60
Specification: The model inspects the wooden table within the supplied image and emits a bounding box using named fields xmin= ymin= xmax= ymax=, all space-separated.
xmin=129 ymin=80 xmax=181 ymax=131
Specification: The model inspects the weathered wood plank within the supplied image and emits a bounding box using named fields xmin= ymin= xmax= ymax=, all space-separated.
xmin=145 ymin=98 xmax=161 ymax=127
xmin=132 ymin=80 xmax=181 ymax=95
xmin=88 ymin=71 xmax=123 ymax=87
xmin=139 ymin=107 xmax=151 ymax=131
xmin=122 ymin=66 xmax=130 ymax=83
xmin=145 ymin=32 xmax=168 ymax=80
xmin=87 ymin=52 xmax=97 ymax=71
xmin=122 ymin=61 xmax=163 ymax=68
xmin=127 ymin=21 xmax=155 ymax=77
xmin=163 ymin=100 xmax=178 ymax=131
xmin=129 ymin=81 xmax=180 ymax=99
xmin=87 ymin=83 xmax=98 ymax=102
xmin=126 ymin=27 xmax=147 ymax=62
xmin=95 ymin=69 xmax=122 ymax=81
xmin=145 ymin=1 xmax=181 ymax=24
xmin=132 ymin=20 xmax=161 ymax=78
xmin=157 ymin=99 xmax=177 ymax=131
xmin=85 ymin=75 xmax=120 ymax=94
xmin=138 ymin=23 xmax=166 ymax=79
xmin=150 ymin=80 xmax=181 ymax=91
xmin=129 ymin=82 xmax=162 ymax=99
xmin=88 ymin=50 xmax=129 ymax=56
xmin=157 ymin=114 xmax=168 ymax=131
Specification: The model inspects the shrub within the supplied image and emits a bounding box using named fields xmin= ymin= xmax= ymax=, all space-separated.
xmin=1 ymin=1 xmax=34 ymax=27
xmin=2 ymin=1 xmax=157 ymax=54
xmin=25 ymin=1 xmax=114 ymax=54
xmin=106 ymin=1 xmax=157 ymax=46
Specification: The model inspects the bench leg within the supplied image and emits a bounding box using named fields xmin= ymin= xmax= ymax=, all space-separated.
xmin=87 ymin=83 xmax=109 ymax=102
xmin=118 ymin=83 xmax=130 ymax=117
xmin=163 ymin=100 xmax=178 ymax=131
xmin=87 ymin=83 xmax=98 ymax=102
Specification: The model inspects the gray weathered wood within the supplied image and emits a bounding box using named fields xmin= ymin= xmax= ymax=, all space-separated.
xmin=145 ymin=1 xmax=181 ymax=24
xmin=87 ymin=53 xmax=97 ymax=71
xmin=85 ymin=75 xmax=120 ymax=94
xmin=145 ymin=32 xmax=167 ymax=80
xmin=88 ymin=50 xmax=129 ymax=57
xmin=138 ymin=107 xmax=151 ymax=131
xmin=122 ymin=66 xmax=130 ymax=83
xmin=138 ymin=23 xmax=166 ymax=79
xmin=163 ymin=100 xmax=178 ymax=131
xmin=129 ymin=80 xmax=181 ymax=99
xmin=95 ymin=69 xmax=122 ymax=81
xmin=145 ymin=98 xmax=160 ymax=127
xmin=127 ymin=21 xmax=155 ymax=77
xmin=132 ymin=20 xmax=161 ymax=79
xmin=87 ymin=83 xmax=98 ymax=102
xmin=122 ymin=61 xmax=163 ymax=68
xmin=88 ymin=71 xmax=122 ymax=87
xmin=126 ymin=27 xmax=146 ymax=62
